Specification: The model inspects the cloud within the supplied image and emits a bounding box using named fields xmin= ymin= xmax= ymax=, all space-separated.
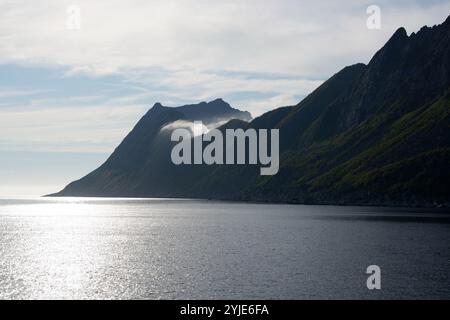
xmin=1 ymin=0 xmax=449 ymax=74
xmin=0 ymin=87 xmax=49 ymax=99
xmin=0 ymin=102 xmax=148 ymax=152
xmin=161 ymin=120 xmax=210 ymax=137
xmin=0 ymin=0 xmax=449 ymax=153
xmin=125 ymin=68 xmax=324 ymax=115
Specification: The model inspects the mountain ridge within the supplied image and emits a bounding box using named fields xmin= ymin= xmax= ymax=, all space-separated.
xmin=48 ymin=16 xmax=450 ymax=207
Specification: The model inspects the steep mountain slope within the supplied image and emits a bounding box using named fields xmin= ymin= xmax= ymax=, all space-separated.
xmin=50 ymin=16 xmax=450 ymax=206
xmin=49 ymin=100 xmax=251 ymax=197
xmin=241 ymin=17 xmax=450 ymax=205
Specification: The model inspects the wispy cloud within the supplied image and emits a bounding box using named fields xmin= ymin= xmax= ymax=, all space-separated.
xmin=0 ymin=102 xmax=148 ymax=153
xmin=0 ymin=87 xmax=49 ymax=99
xmin=0 ymin=0 xmax=449 ymax=153
xmin=1 ymin=0 xmax=449 ymax=75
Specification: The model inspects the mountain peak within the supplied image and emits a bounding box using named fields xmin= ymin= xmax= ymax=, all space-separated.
xmin=207 ymin=98 xmax=232 ymax=109
xmin=444 ymin=14 xmax=450 ymax=27
xmin=210 ymin=98 xmax=226 ymax=104
xmin=161 ymin=99 xmax=252 ymax=124
xmin=367 ymin=26 xmax=409 ymax=67
xmin=393 ymin=26 xmax=407 ymax=37
xmin=152 ymin=102 xmax=164 ymax=109
xmin=386 ymin=27 xmax=408 ymax=46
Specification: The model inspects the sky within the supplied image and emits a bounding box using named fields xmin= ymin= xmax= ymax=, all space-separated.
xmin=0 ymin=0 xmax=449 ymax=196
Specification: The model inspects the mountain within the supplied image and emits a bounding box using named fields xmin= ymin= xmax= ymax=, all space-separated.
xmin=49 ymin=16 xmax=450 ymax=207
xmin=48 ymin=99 xmax=251 ymax=197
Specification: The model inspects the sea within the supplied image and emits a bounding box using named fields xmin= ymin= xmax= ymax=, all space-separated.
xmin=0 ymin=197 xmax=449 ymax=299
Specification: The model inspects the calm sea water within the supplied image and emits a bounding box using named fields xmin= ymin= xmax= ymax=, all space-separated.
xmin=0 ymin=197 xmax=449 ymax=300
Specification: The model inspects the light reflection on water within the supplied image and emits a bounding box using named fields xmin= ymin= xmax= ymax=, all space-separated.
xmin=0 ymin=197 xmax=449 ymax=299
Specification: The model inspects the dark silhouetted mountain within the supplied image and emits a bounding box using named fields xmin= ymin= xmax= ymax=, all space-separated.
xmin=49 ymin=16 xmax=450 ymax=207
xmin=47 ymin=100 xmax=251 ymax=197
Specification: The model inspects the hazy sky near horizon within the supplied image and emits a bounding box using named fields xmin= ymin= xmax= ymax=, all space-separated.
xmin=0 ymin=0 xmax=449 ymax=195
